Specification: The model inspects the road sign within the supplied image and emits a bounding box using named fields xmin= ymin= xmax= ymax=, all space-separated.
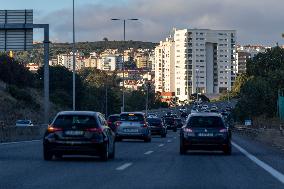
xmin=0 ymin=10 xmax=33 ymax=51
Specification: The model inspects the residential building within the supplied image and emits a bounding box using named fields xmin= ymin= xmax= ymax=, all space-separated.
xmin=154 ymin=28 xmax=237 ymax=102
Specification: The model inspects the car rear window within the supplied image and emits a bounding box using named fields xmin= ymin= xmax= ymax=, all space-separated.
xmin=120 ymin=114 xmax=144 ymax=122
xmin=53 ymin=115 xmax=98 ymax=128
xmin=187 ymin=116 xmax=224 ymax=128
xmin=16 ymin=120 xmax=30 ymax=124
xmin=147 ymin=118 xmax=162 ymax=124
xmin=108 ymin=115 xmax=120 ymax=122
xmin=164 ymin=117 xmax=174 ymax=124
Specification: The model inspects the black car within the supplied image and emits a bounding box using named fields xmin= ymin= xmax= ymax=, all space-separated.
xmin=163 ymin=116 xmax=177 ymax=132
xmin=147 ymin=117 xmax=167 ymax=138
xmin=43 ymin=111 xmax=116 ymax=161
xmin=180 ymin=113 xmax=231 ymax=155
xmin=107 ymin=114 xmax=120 ymax=133
xmin=174 ymin=118 xmax=183 ymax=128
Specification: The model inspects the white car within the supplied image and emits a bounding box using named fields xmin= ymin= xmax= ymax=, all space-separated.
xmin=15 ymin=120 xmax=34 ymax=127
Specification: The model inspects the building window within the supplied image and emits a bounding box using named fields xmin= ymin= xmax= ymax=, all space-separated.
xmin=177 ymin=88 xmax=180 ymax=95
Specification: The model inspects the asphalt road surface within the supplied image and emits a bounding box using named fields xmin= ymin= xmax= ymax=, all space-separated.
xmin=0 ymin=131 xmax=284 ymax=189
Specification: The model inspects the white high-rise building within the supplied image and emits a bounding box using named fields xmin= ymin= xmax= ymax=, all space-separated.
xmin=154 ymin=38 xmax=175 ymax=93
xmin=154 ymin=28 xmax=237 ymax=102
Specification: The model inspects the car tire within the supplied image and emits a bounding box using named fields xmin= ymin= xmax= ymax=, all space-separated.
xmin=144 ymin=136 xmax=151 ymax=143
xmin=161 ymin=133 xmax=166 ymax=138
xmin=180 ymin=144 xmax=186 ymax=155
xmin=109 ymin=142 xmax=115 ymax=159
xmin=173 ymin=128 xmax=177 ymax=132
xmin=224 ymin=144 xmax=232 ymax=155
xmin=100 ymin=142 xmax=109 ymax=161
xmin=43 ymin=148 xmax=53 ymax=161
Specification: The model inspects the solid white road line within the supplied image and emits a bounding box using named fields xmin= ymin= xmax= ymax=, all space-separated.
xmin=144 ymin=151 xmax=154 ymax=155
xmin=158 ymin=144 xmax=165 ymax=147
xmin=0 ymin=140 xmax=41 ymax=145
xmin=116 ymin=163 xmax=133 ymax=171
xmin=232 ymin=141 xmax=284 ymax=184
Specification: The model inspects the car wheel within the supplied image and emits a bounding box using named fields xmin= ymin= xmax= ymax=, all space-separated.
xmin=161 ymin=133 xmax=166 ymax=138
xmin=180 ymin=144 xmax=186 ymax=155
xmin=173 ymin=128 xmax=177 ymax=132
xmin=109 ymin=142 xmax=115 ymax=159
xmin=43 ymin=149 xmax=53 ymax=161
xmin=144 ymin=136 xmax=151 ymax=142
xmin=100 ymin=142 xmax=109 ymax=161
xmin=224 ymin=144 xmax=232 ymax=155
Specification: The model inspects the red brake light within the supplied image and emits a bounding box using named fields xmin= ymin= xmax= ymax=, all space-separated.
xmin=219 ymin=128 xmax=227 ymax=133
xmin=116 ymin=121 xmax=122 ymax=127
xmin=86 ymin=128 xmax=103 ymax=133
xmin=140 ymin=121 xmax=147 ymax=127
xmin=184 ymin=128 xmax=193 ymax=132
xmin=107 ymin=121 xmax=112 ymax=125
xmin=47 ymin=125 xmax=63 ymax=133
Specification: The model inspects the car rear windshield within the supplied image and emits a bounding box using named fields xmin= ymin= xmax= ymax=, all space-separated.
xmin=53 ymin=115 xmax=98 ymax=128
xmin=16 ymin=120 xmax=30 ymax=124
xmin=120 ymin=114 xmax=144 ymax=122
xmin=147 ymin=118 xmax=162 ymax=124
xmin=164 ymin=117 xmax=174 ymax=124
xmin=187 ymin=116 xmax=224 ymax=128
xmin=108 ymin=115 xmax=120 ymax=122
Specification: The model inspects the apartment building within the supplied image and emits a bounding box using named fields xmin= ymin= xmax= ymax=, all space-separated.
xmin=154 ymin=38 xmax=175 ymax=93
xmin=154 ymin=28 xmax=237 ymax=102
xmin=57 ymin=53 xmax=85 ymax=71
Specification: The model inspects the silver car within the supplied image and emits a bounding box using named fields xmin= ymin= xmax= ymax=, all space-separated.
xmin=116 ymin=112 xmax=151 ymax=142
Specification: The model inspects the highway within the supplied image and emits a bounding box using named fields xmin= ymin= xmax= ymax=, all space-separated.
xmin=0 ymin=131 xmax=284 ymax=189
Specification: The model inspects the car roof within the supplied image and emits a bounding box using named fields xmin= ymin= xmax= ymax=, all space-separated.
xmin=57 ymin=111 xmax=99 ymax=116
xmin=108 ymin=114 xmax=120 ymax=117
xmin=189 ymin=112 xmax=222 ymax=117
xmin=120 ymin=112 xmax=145 ymax=115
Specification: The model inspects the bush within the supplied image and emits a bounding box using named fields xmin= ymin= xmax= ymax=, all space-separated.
xmin=7 ymin=85 xmax=33 ymax=102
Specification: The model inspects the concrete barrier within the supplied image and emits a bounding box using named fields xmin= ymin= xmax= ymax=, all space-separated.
xmin=0 ymin=124 xmax=47 ymax=143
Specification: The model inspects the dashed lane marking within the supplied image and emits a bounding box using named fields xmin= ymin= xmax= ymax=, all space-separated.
xmin=158 ymin=144 xmax=165 ymax=147
xmin=232 ymin=141 xmax=284 ymax=184
xmin=116 ymin=163 xmax=133 ymax=171
xmin=0 ymin=140 xmax=41 ymax=145
xmin=167 ymin=140 xmax=172 ymax=143
xmin=144 ymin=151 xmax=154 ymax=155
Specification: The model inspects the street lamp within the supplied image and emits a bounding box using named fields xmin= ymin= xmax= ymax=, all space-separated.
xmin=111 ymin=18 xmax=139 ymax=112
xmin=225 ymin=68 xmax=231 ymax=103
xmin=195 ymin=69 xmax=199 ymax=102
xmin=72 ymin=0 xmax=76 ymax=110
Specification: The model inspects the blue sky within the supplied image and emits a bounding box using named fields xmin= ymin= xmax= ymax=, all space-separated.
xmin=1 ymin=0 xmax=284 ymax=45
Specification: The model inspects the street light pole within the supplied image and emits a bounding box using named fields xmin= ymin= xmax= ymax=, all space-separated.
xmin=111 ymin=18 xmax=138 ymax=113
xmin=72 ymin=0 xmax=76 ymax=110
xmin=225 ymin=68 xmax=231 ymax=103
xmin=196 ymin=69 xmax=199 ymax=102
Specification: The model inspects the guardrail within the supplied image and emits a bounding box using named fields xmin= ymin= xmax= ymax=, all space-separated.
xmin=0 ymin=124 xmax=47 ymax=143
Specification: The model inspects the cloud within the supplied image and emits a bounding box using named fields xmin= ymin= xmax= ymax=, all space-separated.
xmin=37 ymin=0 xmax=284 ymax=45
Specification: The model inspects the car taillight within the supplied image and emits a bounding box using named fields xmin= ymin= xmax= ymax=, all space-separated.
xmin=47 ymin=125 xmax=63 ymax=133
xmin=140 ymin=121 xmax=147 ymax=127
xmin=85 ymin=128 xmax=103 ymax=133
xmin=107 ymin=121 xmax=112 ymax=125
xmin=184 ymin=128 xmax=193 ymax=133
xmin=219 ymin=128 xmax=228 ymax=133
xmin=116 ymin=121 xmax=122 ymax=127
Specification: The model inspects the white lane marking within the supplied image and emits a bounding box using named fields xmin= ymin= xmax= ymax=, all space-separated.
xmin=0 ymin=140 xmax=41 ymax=145
xmin=158 ymin=144 xmax=165 ymax=147
xmin=232 ymin=142 xmax=284 ymax=184
xmin=167 ymin=139 xmax=172 ymax=143
xmin=116 ymin=163 xmax=133 ymax=171
xmin=144 ymin=150 xmax=154 ymax=155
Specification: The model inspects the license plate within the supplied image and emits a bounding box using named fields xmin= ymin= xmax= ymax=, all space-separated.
xmin=124 ymin=128 xmax=138 ymax=133
xmin=198 ymin=133 xmax=213 ymax=137
xmin=65 ymin=130 xmax=84 ymax=136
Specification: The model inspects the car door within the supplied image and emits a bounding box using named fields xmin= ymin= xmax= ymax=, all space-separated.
xmin=98 ymin=114 xmax=115 ymax=151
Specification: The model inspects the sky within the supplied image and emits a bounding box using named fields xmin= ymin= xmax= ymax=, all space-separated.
xmin=1 ymin=0 xmax=284 ymax=46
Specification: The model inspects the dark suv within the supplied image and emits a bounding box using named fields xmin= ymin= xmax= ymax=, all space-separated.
xmin=180 ymin=113 xmax=231 ymax=155
xmin=43 ymin=111 xmax=115 ymax=161
xmin=163 ymin=116 xmax=177 ymax=132
xmin=147 ymin=117 xmax=167 ymax=138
